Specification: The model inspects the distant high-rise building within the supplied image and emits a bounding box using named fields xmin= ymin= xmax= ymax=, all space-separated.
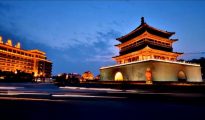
xmin=0 ymin=36 xmax=52 ymax=77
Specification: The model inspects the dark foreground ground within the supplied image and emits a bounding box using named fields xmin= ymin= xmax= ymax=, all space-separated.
xmin=0 ymin=97 xmax=205 ymax=120
xmin=0 ymin=83 xmax=205 ymax=120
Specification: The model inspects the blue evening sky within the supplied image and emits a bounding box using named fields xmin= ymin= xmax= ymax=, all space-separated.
xmin=0 ymin=0 xmax=205 ymax=76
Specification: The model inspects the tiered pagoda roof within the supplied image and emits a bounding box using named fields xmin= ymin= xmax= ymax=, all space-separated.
xmin=112 ymin=17 xmax=183 ymax=63
xmin=117 ymin=17 xmax=175 ymax=43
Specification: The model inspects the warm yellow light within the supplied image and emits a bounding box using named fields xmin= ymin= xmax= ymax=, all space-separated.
xmin=114 ymin=72 xmax=123 ymax=81
xmin=34 ymin=72 xmax=38 ymax=77
xmin=15 ymin=42 xmax=21 ymax=49
xmin=0 ymin=36 xmax=3 ymax=43
xmin=82 ymin=71 xmax=94 ymax=80
xmin=0 ymin=36 xmax=52 ymax=78
xmin=6 ymin=39 xmax=12 ymax=46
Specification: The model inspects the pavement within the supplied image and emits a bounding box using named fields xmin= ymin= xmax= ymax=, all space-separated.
xmin=0 ymin=82 xmax=205 ymax=103
xmin=0 ymin=82 xmax=205 ymax=120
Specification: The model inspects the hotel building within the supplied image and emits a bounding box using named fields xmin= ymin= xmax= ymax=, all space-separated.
xmin=100 ymin=17 xmax=202 ymax=83
xmin=0 ymin=36 xmax=52 ymax=77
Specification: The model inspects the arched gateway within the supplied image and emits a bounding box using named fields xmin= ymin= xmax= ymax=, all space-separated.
xmin=114 ymin=72 xmax=123 ymax=81
xmin=177 ymin=71 xmax=187 ymax=82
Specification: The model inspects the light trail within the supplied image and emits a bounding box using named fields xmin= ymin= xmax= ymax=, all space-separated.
xmin=0 ymin=86 xmax=24 ymax=90
xmin=60 ymin=86 xmax=124 ymax=92
xmin=52 ymin=94 xmax=126 ymax=99
xmin=0 ymin=92 xmax=51 ymax=96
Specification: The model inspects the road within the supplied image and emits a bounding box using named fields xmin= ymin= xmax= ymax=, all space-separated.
xmin=0 ymin=83 xmax=205 ymax=120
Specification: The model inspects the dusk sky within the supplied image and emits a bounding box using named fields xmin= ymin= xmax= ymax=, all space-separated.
xmin=0 ymin=0 xmax=205 ymax=75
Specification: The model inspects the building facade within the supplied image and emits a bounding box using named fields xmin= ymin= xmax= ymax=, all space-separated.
xmin=100 ymin=17 xmax=202 ymax=83
xmin=0 ymin=36 xmax=52 ymax=77
xmin=113 ymin=17 xmax=182 ymax=64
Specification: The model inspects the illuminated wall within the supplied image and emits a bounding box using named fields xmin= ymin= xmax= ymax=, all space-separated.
xmin=100 ymin=60 xmax=202 ymax=82
xmin=0 ymin=37 xmax=52 ymax=77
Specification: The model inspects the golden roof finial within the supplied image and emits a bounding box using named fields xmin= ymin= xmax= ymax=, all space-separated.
xmin=15 ymin=42 xmax=21 ymax=49
xmin=6 ymin=39 xmax=12 ymax=46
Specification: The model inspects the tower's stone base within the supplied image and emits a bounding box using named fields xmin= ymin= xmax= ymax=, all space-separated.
xmin=100 ymin=60 xmax=202 ymax=82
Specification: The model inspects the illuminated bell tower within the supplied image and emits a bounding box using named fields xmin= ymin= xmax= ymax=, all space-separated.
xmin=100 ymin=17 xmax=202 ymax=82
xmin=113 ymin=17 xmax=183 ymax=64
